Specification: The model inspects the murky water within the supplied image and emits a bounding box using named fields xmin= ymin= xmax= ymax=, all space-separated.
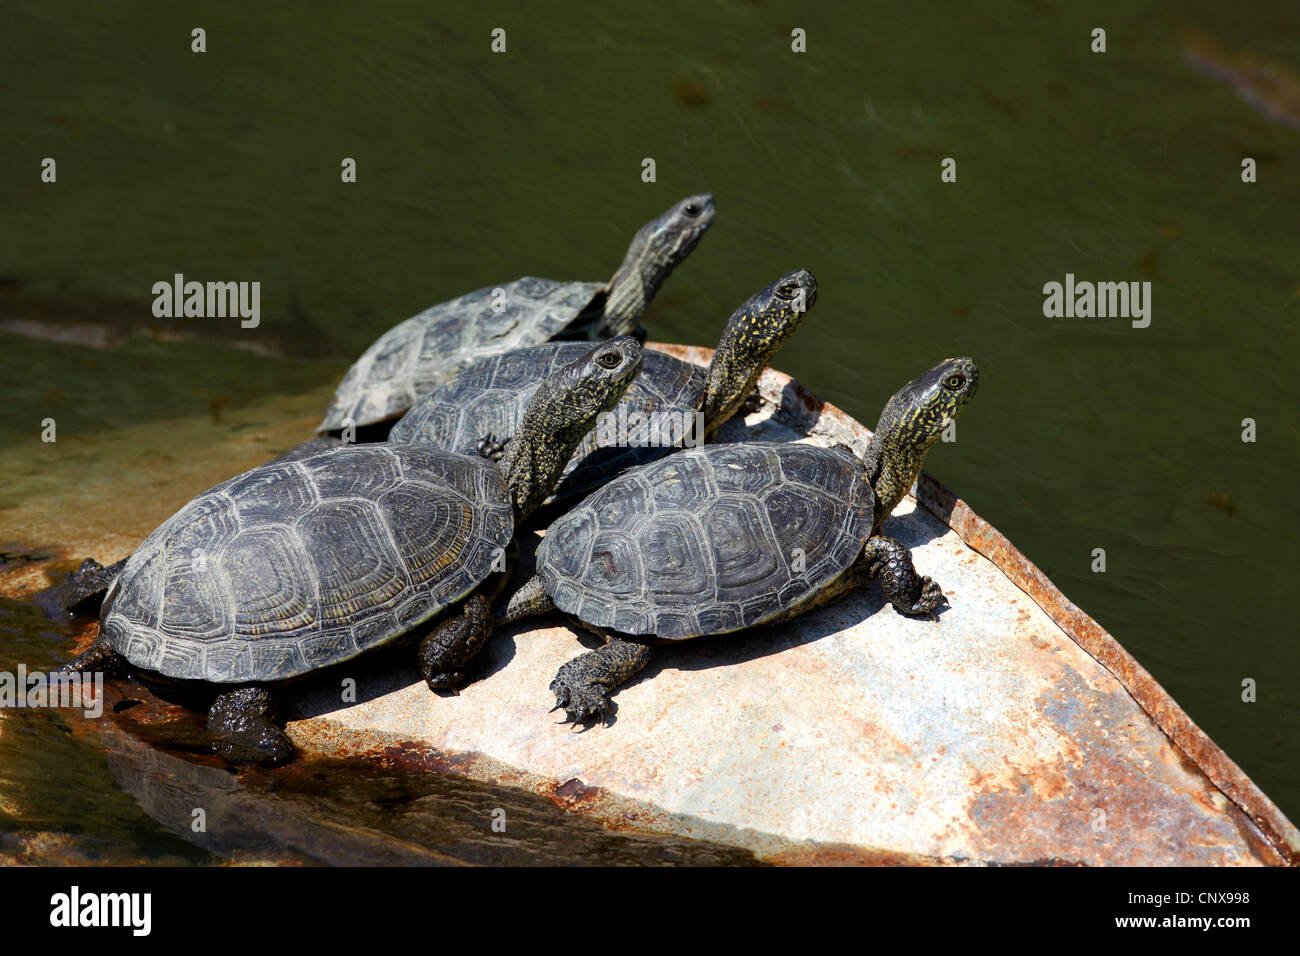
xmin=1 ymin=1 xmax=1297 ymax=859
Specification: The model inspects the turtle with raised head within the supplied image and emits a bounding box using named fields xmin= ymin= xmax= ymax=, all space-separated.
xmin=60 ymin=338 xmax=644 ymax=763
xmin=388 ymin=268 xmax=817 ymax=505
xmin=318 ymin=194 xmax=715 ymax=436
xmin=499 ymin=357 xmax=980 ymax=723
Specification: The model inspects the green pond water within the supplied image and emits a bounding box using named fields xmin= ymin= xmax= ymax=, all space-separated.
xmin=1 ymin=0 xmax=1297 ymax=861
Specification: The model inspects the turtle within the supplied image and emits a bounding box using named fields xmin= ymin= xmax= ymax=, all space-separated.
xmin=58 ymin=337 xmax=645 ymax=763
xmin=386 ymin=268 xmax=817 ymax=506
xmin=317 ymin=194 xmax=715 ymax=436
xmin=498 ymin=356 xmax=980 ymax=723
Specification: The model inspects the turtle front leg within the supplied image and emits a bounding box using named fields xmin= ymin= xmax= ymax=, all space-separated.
xmin=863 ymin=535 xmax=944 ymax=617
xmin=39 ymin=557 xmax=127 ymax=618
xmin=419 ymin=592 xmax=494 ymax=692
xmin=550 ymin=635 xmax=652 ymax=725
xmin=207 ymin=686 xmax=294 ymax=766
xmin=474 ymin=433 xmax=511 ymax=462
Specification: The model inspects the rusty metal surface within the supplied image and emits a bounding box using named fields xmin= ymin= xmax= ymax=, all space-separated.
xmin=654 ymin=343 xmax=1300 ymax=865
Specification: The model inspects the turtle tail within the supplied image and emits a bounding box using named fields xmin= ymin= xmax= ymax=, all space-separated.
xmin=497 ymin=575 xmax=555 ymax=626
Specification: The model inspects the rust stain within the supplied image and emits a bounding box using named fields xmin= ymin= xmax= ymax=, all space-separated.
xmin=965 ymin=666 xmax=1282 ymax=866
xmin=917 ymin=476 xmax=1298 ymax=865
xmin=766 ymin=845 xmax=947 ymax=866
xmin=352 ymin=741 xmax=658 ymax=833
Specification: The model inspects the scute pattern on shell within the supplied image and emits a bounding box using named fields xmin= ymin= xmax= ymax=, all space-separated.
xmin=100 ymin=445 xmax=513 ymax=683
xmin=318 ymin=277 xmax=606 ymax=432
xmin=538 ymin=442 xmax=873 ymax=640
xmin=390 ymin=343 xmax=706 ymax=503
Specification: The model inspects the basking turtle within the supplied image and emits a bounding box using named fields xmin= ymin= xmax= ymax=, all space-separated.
xmin=60 ymin=337 xmax=644 ymax=762
xmin=387 ymin=268 xmax=817 ymax=505
xmin=318 ymin=194 xmax=715 ymax=435
xmin=499 ymin=357 xmax=980 ymax=723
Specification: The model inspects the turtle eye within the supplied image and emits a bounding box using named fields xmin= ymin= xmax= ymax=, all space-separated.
xmin=776 ymin=282 xmax=798 ymax=300
xmin=944 ymin=374 xmax=965 ymax=390
xmin=683 ymin=202 xmax=701 ymax=217
xmin=597 ymin=351 xmax=622 ymax=369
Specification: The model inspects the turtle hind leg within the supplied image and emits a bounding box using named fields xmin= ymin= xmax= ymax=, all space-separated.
xmin=419 ymin=592 xmax=495 ymax=692
xmin=497 ymin=574 xmax=554 ymax=627
xmin=58 ymin=632 xmax=128 ymax=677
xmin=550 ymin=634 xmax=652 ymax=726
xmin=862 ymin=535 xmax=944 ymax=617
xmin=207 ymin=686 xmax=294 ymax=766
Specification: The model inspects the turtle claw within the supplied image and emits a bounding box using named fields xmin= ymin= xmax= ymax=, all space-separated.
xmin=474 ymin=433 xmax=508 ymax=462
xmin=547 ymin=639 xmax=649 ymax=726
xmin=548 ymin=671 xmax=612 ymax=726
xmin=866 ymin=536 xmax=946 ymax=619
xmin=424 ymin=671 xmax=466 ymax=694
xmin=908 ymin=576 xmax=944 ymax=618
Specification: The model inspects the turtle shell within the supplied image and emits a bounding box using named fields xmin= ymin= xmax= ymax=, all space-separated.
xmin=389 ymin=343 xmax=706 ymax=504
xmin=99 ymin=445 xmax=513 ymax=683
xmin=318 ymin=277 xmax=606 ymax=433
xmin=537 ymin=442 xmax=874 ymax=640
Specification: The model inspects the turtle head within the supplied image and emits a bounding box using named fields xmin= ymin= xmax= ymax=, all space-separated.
xmin=700 ymin=268 xmax=817 ymax=433
xmin=599 ymin=194 xmax=716 ymax=337
xmin=864 ymin=357 xmax=979 ymax=528
xmin=499 ymin=336 xmax=644 ymax=519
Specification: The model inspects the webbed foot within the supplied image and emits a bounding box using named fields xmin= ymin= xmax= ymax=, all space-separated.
xmin=550 ymin=666 xmax=613 ymax=725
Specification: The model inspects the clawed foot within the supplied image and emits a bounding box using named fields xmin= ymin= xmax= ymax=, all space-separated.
xmin=549 ymin=658 xmax=614 ymax=726
xmin=546 ymin=638 xmax=651 ymax=726
xmin=865 ymin=535 xmax=946 ymax=620
xmin=900 ymin=575 xmax=944 ymax=619
xmin=424 ymin=670 xmax=465 ymax=694
xmin=475 ymin=433 xmax=508 ymax=461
